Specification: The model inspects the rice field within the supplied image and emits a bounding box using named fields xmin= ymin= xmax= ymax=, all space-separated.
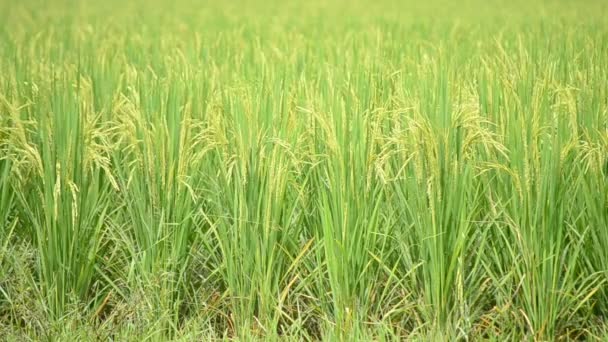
xmin=1 ymin=0 xmax=608 ymax=340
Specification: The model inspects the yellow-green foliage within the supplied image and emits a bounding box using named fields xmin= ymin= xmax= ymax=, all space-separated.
xmin=1 ymin=0 xmax=607 ymax=340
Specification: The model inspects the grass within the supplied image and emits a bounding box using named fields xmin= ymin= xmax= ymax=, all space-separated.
xmin=1 ymin=0 xmax=608 ymax=340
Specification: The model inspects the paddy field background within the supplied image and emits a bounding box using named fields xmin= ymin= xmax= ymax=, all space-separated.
xmin=1 ymin=0 xmax=608 ymax=340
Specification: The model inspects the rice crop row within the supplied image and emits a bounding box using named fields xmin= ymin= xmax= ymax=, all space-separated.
xmin=1 ymin=0 xmax=607 ymax=340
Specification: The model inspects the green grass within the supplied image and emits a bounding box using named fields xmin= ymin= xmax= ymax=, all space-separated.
xmin=1 ymin=0 xmax=608 ymax=340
